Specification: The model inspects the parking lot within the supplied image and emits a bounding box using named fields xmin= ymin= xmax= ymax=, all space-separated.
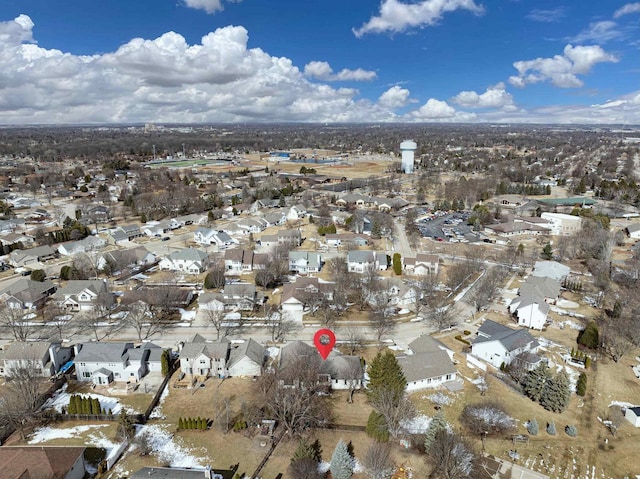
xmin=415 ymin=212 xmax=484 ymax=243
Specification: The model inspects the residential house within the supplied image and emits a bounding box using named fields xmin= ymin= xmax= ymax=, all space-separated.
xmin=0 ymin=341 xmax=73 ymax=377
xmin=0 ymin=278 xmax=56 ymax=309
xmin=471 ymin=320 xmax=542 ymax=369
xmin=222 ymin=283 xmax=262 ymax=310
xmin=398 ymin=335 xmax=458 ymax=392
xmin=386 ymin=279 xmax=418 ymax=309
xmin=325 ymin=233 xmax=368 ymax=249
xmin=9 ymin=245 xmax=57 ymax=267
xmin=194 ymin=228 xmax=237 ymax=247
xmin=57 ymin=236 xmax=106 ymax=256
xmin=105 ymin=224 xmax=143 ymax=244
xmin=0 ymin=446 xmax=87 ymax=479
xmin=174 ymin=213 xmax=206 ymax=226
xmin=508 ymin=296 xmax=550 ymax=330
xmin=179 ymin=335 xmax=230 ymax=378
xmin=263 ymin=211 xmax=287 ymax=227
xmin=237 ymin=217 xmax=268 ymax=234
xmin=198 ymin=292 xmax=225 ymax=311
xmin=405 ymin=253 xmax=439 ymax=276
xmin=286 ymin=205 xmax=307 ymax=221
xmin=53 ymin=279 xmax=114 ymax=312
xmin=159 ymin=248 xmax=209 ymax=274
xmin=0 ymin=231 xmax=35 ymax=247
xmin=278 ymin=229 xmax=303 ymax=247
xmin=347 ymin=250 xmax=388 ymax=273
xmin=280 ymin=277 xmax=334 ymax=323
xmin=518 ymin=276 xmax=561 ymax=303
xmin=279 ymin=341 xmax=364 ymax=391
xmin=540 ymin=212 xmax=582 ymax=236
xmin=288 ymin=251 xmax=322 ymax=274
xmin=532 ymin=261 xmax=571 ymax=282
xmin=227 ymin=339 xmax=266 ymax=377
xmin=96 ymin=247 xmax=156 ymax=272
xmin=141 ymin=220 xmax=173 ymax=237
xmin=224 ymin=248 xmax=255 ymax=274
xmin=74 ymin=342 xmax=162 ymax=385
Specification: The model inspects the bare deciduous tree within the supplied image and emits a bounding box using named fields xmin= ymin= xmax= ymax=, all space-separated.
xmin=123 ymin=301 xmax=168 ymax=341
xmin=426 ymin=429 xmax=476 ymax=479
xmin=0 ymin=359 xmax=44 ymax=440
xmin=0 ymin=305 xmax=35 ymax=341
xmin=341 ymin=327 xmax=366 ymax=355
xmin=369 ymin=387 xmax=415 ymax=439
xmin=361 ymin=442 xmax=394 ymax=479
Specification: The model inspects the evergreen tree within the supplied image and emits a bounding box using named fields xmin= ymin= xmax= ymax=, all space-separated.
xmin=366 ymin=351 xmax=406 ymax=405
xmin=117 ymin=411 xmax=136 ymax=440
xmin=540 ymin=370 xmax=571 ymax=413
xmin=178 ymin=418 xmax=184 ymax=430
xmin=546 ymin=421 xmax=556 ymax=435
xmin=522 ymin=363 xmax=551 ymax=402
xmin=526 ymin=418 xmax=539 ymax=435
xmin=291 ymin=438 xmax=320 ymax=463
xmin=330 ymin=439 xmax=354 ymax=479
xmin=365 ymin=411 xmax=389 ymax=442
xmin=392 ymin=253 xmax=402 ymax=275
xmin=82 ymin=397 xmax=91 ymax=414
xmin=578 ymin=321 xmax=599 ymax=349
xmin=161 ymin=350 xmax=171 ymax=377
xmin=576 ymin=373 xmax=587 ymax=396
xmin=424 ymin=411 xmax=447 ymax=452
xmin=91 ymin=398 xmax=101 ymax=414
xmin=67 ymin=395 xmax=76 ymax=414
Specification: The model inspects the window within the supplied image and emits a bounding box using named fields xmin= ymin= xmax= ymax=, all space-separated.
xmin=446 ymin=374 xmax=452 ymax=380
xmin=83 ymin=372 xmax=91 ymax=378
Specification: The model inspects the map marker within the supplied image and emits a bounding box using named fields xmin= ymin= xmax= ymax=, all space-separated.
xmin=313 ymin=328 xmax=336 ymax=360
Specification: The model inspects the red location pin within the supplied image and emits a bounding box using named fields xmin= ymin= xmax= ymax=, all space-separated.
xmin=313 ymin=328 xmax=336 ymax=360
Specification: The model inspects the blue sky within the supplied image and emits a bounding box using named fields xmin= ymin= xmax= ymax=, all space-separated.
xmin=0 ymin=0 xmax=638 ymax=124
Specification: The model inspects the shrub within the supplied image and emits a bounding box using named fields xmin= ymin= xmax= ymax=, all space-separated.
xmin=577 ymin=321 xmax=599 ymax=350
xmin=392 ymin=253 xmax=402 ymax=275
xmin=463 ymin=330 xmax=471 ymax=336
xmin=454 ymin=335 xmax=471 ymax=346
xmin=546 ymin=421 xmax=556 ymax=435
xmin=576 ymin=373 xmax=587 ymax=396
xmin=565 ymin=425 xmax=577 ymax=437
xmin=30 ymin=269 xmax=46 ymax=282
xmin=526 ymin=419 xmax=539 ymax=436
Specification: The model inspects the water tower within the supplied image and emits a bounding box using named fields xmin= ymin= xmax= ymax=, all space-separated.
xmin=400 ymin=140 xmax=417 ymax=173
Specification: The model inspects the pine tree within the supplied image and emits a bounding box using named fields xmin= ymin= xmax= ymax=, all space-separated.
xmin=117 ymin=411 xmax=136 ymax=441
xmin=330 ymin=439 xmax=354 ymax=479
xmin=366 ymin=351 xmax=406 ymax=405
xmin=526 ymin=418 xmax=539 ymax=435
xmin=424 ymin=411 xmax=447 ymax=452
xmin=522 ymin=363 xmax=551 ymax=402
xmin=546 ymin=421 xmax=556 ymax=435
xmin=92 ymin=398 xmax=101 ymax=415
xmin=178 ymin=418 xmax=184 ymax=430
xmin=291 ymin=438 xmax=315 ymax=463
xmin=82 ymin=397 xmax=91 ymax=414
xmin=67 ymin=395 xmax=76 ymax=414
xmin=576 ymin=373 xmax=587 ymax=396
xmin=366 ymin=411 xmax=389 ymax=442
xmin=540 ymin=370 xmax=571 ymax=412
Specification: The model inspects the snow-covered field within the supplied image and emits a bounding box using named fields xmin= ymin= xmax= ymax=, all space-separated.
xmin=29 ymin=424 xmax=109 ymax=444
xmin=134 ymin=424 xmax=204 ymax=468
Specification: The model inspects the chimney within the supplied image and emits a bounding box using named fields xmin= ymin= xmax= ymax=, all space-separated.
xmin=204 ymin=465 xmax=212 ymax=479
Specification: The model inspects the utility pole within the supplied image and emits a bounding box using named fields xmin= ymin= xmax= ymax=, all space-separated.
xmin=182 ymin=143 xmax=186 ymax=158
xmin=152 ymin=145 xmax=156 ymax=160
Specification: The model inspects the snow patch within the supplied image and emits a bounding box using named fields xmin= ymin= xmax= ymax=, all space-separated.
xmin=148 ymin=385 xmax=169 ymax=419
xmin=179 ymin=309 xmax=196 ymax=321
xmin=41 ymin=383 xmax=137 ymax=414
xmin=137 ymin=424 xmax=204 ymax=468
xmin=29 ymin=424 xmax=108 ymax=443
xmin=401 ymin=414 xmax=432 ymax=434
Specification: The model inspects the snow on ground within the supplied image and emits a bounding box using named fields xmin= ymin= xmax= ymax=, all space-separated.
xmin=558 ymin=319 xmax=584 ymax=330
xmin=29 ymin=424 xmax=108 ymax=443
xmin=136 ymin=424 xmax=204 ymax=468
xmin=42 ymin=383 xmax=136 ymax=414
xmin=402 ymin=415 xmax=433 ymax=434
xmin=179 ymin=309 xmax=196 ymax=322
xmin=318 ymin=459 xmax=363 ymax=474
xmin=266 ymin=347 xmax=280 ymax=358
xmin=397 ymin=308 xmax=410 ymax=315
xmin=148 ymin=385 xmax=169 ymax=419
xmin=556 ymin=299 xmax=579 ymax=309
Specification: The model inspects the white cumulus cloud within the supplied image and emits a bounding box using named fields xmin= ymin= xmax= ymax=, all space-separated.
xmin=452 ymin=83 xmax=514 ymax=109
xmin=304 ymin=61 xmax=377 ymax=81
xmin=409 ymin=98 xmax=455 ymax=119
xmin=509 ymin=44 xmax=618 ymax=88
xmin=614 ymin=2 xmax=640 ymax=18
xmin=183 ymin=0 xmax=241 ymax=14
xmin=353 ymin=0 xmax=484 ymax=37
xmin=378 ymin=86 xmax=411 ymax=108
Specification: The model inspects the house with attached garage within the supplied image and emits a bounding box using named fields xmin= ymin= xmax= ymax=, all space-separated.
xmin=96 ymin=247 xmax=156 ymax=272
xmin=0 ymin=278 xmax=57 ymax=310
xmin=397 ymin=335 xmax=459 ymax=392
xmin=222 ymin=283 xmax=262 ymax=310
xmin=179 ymin=335 xmax=230 ymax=378
xmin=9 ymin=245 xmax=57 ymax=267
xmin=74 ymin=341 xmax=164 ymax=385
xmin=508 ymin=295 xmax=550 ymax=330
xmin=404 ymin=253 xmax=439 ymax=276
xmin=57 ymin=236 xmax=106 ymax=256
xmin=227 ymin=338 xmax=266 ymax=377
xmin=471 ymin=319 xmax=542 ymax=370
xmin=288 ymin=251 xmax=322 ymax=274
xmin=347 ymin=250 xmax=388 ymax=273
xmin=0 ymin=341 xmax=73 ymax=378
xmin=224 ymin=248 xmax=254 ymax=274
xmin=280 ymin=277 xmax=334 ymax=323
xmin=159 ymin=248 xmax=209 ymax=274
xmin=194 ymin=228 xmax=237 ymax=247
xmin=52 ymin=279 xmax=114 ymax=312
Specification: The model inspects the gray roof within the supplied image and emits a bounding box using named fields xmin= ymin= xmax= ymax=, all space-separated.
xmin=1 ymin=341 xmax=55 ymax=360
xmin=532 ymin=261 xmax=571 ymax=281
xmin=519 ymin=276 xmax=561 ymax=299
xmin=321 ymin=352 xmax=363 ymax=380
xmin=347 ymin=250 xmax=376 ymax=263
xmin=510 ymin=295 xmax=550 ymax=314
xmin=180 ymin=338 xmax=229 ymax=361
xmin=473 ymin=320 xmax=539 ymax=352
xmin=131 ymin=467 xmax=224 ymax=479
xmin=228 ymin=339 xmax=265 ymax=369
xmin=169 ymin=248 xmax=208 ymax=262
xmin=280 ymin=340 xmax=316 ymax=365
xmin=408 ymin=335 xmax=451 ymax=355
xmin=398 ymin=350 xmax=457 ymax=383
xmin=74 ymin=342 xmax=133 ymax=363
xmin=54 ymin=279 xmax=107 ymax=297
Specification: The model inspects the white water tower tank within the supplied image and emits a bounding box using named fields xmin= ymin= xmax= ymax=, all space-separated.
xmin=400 ymin=140 xmax=417 ymax=173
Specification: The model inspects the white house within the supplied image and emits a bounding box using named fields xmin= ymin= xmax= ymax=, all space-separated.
xmin=625 ymin=223 xmax=640 ymax=240
xmin=398 ymin=335 xmax=458 ymax=392
xmin=347 ymin=250 xmax=387 ymax=273
xmin=74 ymin=342 xmax=162 ymax=385
xmin=237 ymin=218 xmax=268 ymax=234
xmin=194 ymin=228 xmax=237 ymax=247
xmin=179 ymin=335 xmax=230 ymax=378
xmin=405 ymin=253 xmax=439 ymax=276
xmin=508 ymin=296 xmax=549 ymax=330
xmin=288 ymin=251 xmax=322 ymax=274
xmin=471 ymin=320 xmax=542 ymax=369
xmin=53 ymin=279 xmax=114 ymax=312
xmin=540 ymin=212 xmax=582 ymax=236
xmin=159 ymin=248 xmax=209 ymax=274
xmin=227 ymin=339 xmax=265 ymax=377
xmin=57 ymin=236 xmax=106 ymax=256
xmin=286 ymin=205 xmax=307 ymax=221
xmin=0 ymin=341 xmax=72 ymax=378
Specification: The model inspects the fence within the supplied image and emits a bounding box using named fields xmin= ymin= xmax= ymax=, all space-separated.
xmin=106 ymin=439 xmax=129 ymax=470
xmin=143 ymin=359 xmax=176 ymax=420
xmin=56 ymin=413 xmax=146 ymax=423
